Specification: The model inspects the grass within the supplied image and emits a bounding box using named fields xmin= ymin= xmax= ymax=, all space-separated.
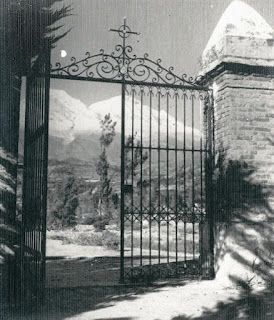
xmin=47 ymin=225 xmax=120 ymax=250
xmin=47 ymin=222 xmax=200 ymax=255
xmin=124 ymin=223 xmax=200 ymax=254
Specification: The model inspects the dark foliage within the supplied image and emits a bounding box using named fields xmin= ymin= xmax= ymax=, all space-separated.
xmin=2 ymin=0 xmax=72 ymax=76
xmin=124 ymin=134 xmax=148 ymax=181
xmin=0 ymin=0 xmax=71 ymax=311
xmin=48 ymin=175 xmax=79 ymax=230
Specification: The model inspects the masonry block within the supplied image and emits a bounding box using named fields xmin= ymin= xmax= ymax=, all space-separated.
xmin=201 ymin=0 xmax=274 ymax=289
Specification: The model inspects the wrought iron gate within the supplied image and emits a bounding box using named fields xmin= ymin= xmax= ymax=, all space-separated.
xmin=121 ymin=84 xmax=213 ymax=281
xmin=21 ymin=48 xmax=51 ymax=305
xmin=24 ymin=19 xmax=214 ymax=291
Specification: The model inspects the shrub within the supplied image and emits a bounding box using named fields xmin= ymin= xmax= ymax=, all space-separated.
xmin=47 ymin=234 xmax=67 ymax=241
xmin=102 ymin=230 xmax=119 ymax=250
xmin=57 ymin=229 xmax=119 ymax=250
xmin=81 ymin=210 xmax=115 ymax=231
xmin=82 ymin=216 xmax=97 ymax=225
xmin=74 ymin=232 xmax=103 ymax=246
xmin=124 ymin=232 xmax=199 ymax=255
xmin=93 ymin=218 xmax=108 ymax=231
xmin=61 ymin=231 xmax=103 ymax=246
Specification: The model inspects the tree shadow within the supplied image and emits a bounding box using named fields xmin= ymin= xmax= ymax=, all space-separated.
xmin=45 ymin=253 xmax=198 ymax=290
xmin=172 ymin=286 xmax=274 ymax=319
xmin=94 ymin=318 xmax=135 ymax=320
xmin=172 ymin=150 xmax=274 ymax=319
xmin=2 ymin=281 xmax=188 ymax=320
xmin=3 ymin=238 xmax=190 ymax=319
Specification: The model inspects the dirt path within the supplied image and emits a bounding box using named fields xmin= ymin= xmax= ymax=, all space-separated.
xmin=44 ymin=281 xmax=242 ymax=320
xmin=41 ymin=282 xmax=273 ymax=320
xmin=8 ymin=280 xmax=269 ymax=320
xmin=46 ymin=239 xmax=196 ymax=288
xmin=5 ymin=239 xmax=269 ymax=319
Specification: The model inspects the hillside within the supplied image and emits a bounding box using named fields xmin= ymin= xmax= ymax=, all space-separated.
xmin=20 ymin=90 xmax=202 ymax=166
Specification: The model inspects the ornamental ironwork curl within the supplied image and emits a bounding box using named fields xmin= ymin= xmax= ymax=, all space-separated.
xmin=51 ymin=45 xmax=205 ymax=87
xmin=51 ymin=20 xmax=206 ymax=87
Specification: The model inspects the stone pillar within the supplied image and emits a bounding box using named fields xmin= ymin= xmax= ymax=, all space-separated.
xmin=200 ymin=0 xmax=274 ymax=288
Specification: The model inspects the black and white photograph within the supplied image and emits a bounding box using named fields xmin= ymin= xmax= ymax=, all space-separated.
xmin=1 ymin=0 xmax=274 ymax=319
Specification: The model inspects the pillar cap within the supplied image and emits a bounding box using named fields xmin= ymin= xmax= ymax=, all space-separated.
xmin=201 ymin=0 xmax=274 ymax=76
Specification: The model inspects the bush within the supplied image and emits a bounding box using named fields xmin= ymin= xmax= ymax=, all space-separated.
xmin=74 ymin=232 xmax=103 ymax=246
xmin=102 ymin=230 xmax=119 ymax=250
xmin=61 ymin=231 xmax=103 ymax=246
xmin=124 ymin=233 xmax=199 ymax=255
xmin=82 ymin=216 xmax=97 ymax=225
xmin=49 ymin=228 xmax=119 ymax=251
xmin=81 ymin=211 xmax=115 ymax=231
xmin=47 ymin=234 xmax=67 ymax=241
xmin=93 ymin=216 xmax=110 ymax=231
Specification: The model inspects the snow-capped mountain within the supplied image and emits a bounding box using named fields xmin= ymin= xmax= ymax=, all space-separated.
xmin=20 ymin=89 xmax=202 ymax=163
xmin=87 ymin=95 xmax=201 ymax=140
xmin=48 ymin=90 xmax=201 ymax=143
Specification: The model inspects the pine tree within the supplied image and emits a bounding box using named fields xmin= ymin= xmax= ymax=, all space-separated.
xmin=124 ymin=134 xmax=148 ymax=182
xmin=96 ymin=114 xmax=116 ymax=216
xmin=96 ymin=149 xmax=112 ymax=209
xmin=48 ymin=175 xmax=79 ymax=230
xmin=0 ymin=1 xmax=71 ymax=224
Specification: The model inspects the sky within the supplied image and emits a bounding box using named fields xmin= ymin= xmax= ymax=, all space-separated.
xmin=50 ymin=0 xmax=274 ymax=105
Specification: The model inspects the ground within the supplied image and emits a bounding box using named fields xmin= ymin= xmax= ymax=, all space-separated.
xmin=43 ymin=281 xmax=243 ymax=320
xmin=4 ymin=238 xmax=274 ymax=319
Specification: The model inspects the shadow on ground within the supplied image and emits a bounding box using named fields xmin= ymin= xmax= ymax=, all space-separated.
xmin=3 ymin=153 xmax=274 ymax=320
xmin=172 ymin=284 xmax=274 ymax=319
xmin=45 ymin=254 xmax=200 ymax=288
xmin=4 ymin=281 xmax=187 ymax=320
xmin=173 ymin=151 xmax=274 ymax=319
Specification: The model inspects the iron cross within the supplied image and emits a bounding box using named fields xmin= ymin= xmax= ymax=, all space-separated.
xmin=109 ymin=18 xmax=140 ymax=39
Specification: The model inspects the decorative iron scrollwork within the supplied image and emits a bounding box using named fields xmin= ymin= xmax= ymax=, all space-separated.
xmin=50 ymin=20 xmax=205 ymax=87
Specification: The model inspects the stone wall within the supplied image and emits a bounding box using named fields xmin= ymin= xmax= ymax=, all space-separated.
xmin=208 ymin=66 xmax=274 ymax=288
xmin=213 ymin=70 xmax=274 ymax=165
xmin=200 ymin=0 xmax=274 ymax=289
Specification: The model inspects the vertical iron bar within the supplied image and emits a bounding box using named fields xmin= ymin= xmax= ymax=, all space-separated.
xmin=140 ymin=86 xmax=143 ymax=268
xmin=131 ymin=86 xmax=134 ymax=274
xmin=34 ymin=74 xmax=38 ymax=295
xmin=200 ymin=96 xmax=204 ymax=216
xmin=120 ymin=23 xmax=126 ymax=283
xmin=120 ymin=82 xmax=125 ymax=283
xmin=166 ymin=89 xmax=169 ymax=264
xmin=175 ymin=90 xmax=178 ymax=269
xmin=157 ymin=88 xmax=161 ymax=266
xmin=30 ymin=76 xmax=34 ymax=288
xmin=183 ymin=92 xmax=187 ymax=262
xmin=41 ymin=43 xmax=51 ymax=302
xmin=39 ymin=74 xmax=44 ymax=294
xmin=199 ymin=95 xmax=204 ymax=269
xmin=191 ymin=92 xmax=195 ymax=260
xmin=21 ymin=74 xmax=32 ymax=305
xmin=29 ymin=75 xmax=34 ymax=293
xmin=37 ymin=73 xmax=42 ymax=296
xmin=32 ymin=76 xmax=36 ymax=297
xmin=40 ymin=74 xmax=44 ymax=298
xmin=149 ymin=88 xmax=152 ymax=271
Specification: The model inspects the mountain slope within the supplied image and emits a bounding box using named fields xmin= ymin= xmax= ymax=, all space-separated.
xmin=20 ymin=89 xmax=202 ymax=164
